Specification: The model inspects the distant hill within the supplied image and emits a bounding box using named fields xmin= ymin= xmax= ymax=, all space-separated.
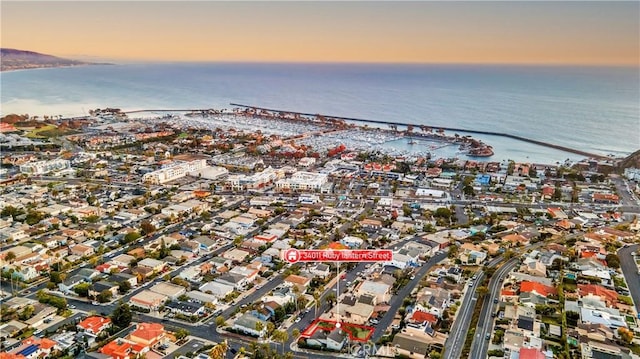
xmin=0 ymin=48 xmax=109 ymax=71
xmin=617 ymin=149 xmax=640 ymax=172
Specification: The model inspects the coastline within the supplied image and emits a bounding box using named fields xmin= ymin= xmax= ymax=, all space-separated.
xmin=0 ymin=62 xmax=113 ymax=73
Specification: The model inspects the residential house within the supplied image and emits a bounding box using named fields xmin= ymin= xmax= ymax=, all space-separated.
xmin=232 ymin=313 xmax=267 ymax=337
xmin=356 ymin=280 xmax=392 ymax=304
xmin=100 ymin=339 xmax=135 ymax=359
xmin=519 ymin=280 xmax=557 ymax=306
xmin=459 ymin=243 xmax=487 ymax=265
xmin=128 ymin=323 xmax=165 ymax=347
xmin=165 ymin=301 xmax=206 ymax=317
xmin=131 ymin=266 xmax=154 ymax=282
xmin=193 ymin=236 xmax=217 ymax=252
xmin=579 ymin=284 xmax=619 ymax=308
xmin=88 ymin=281 xmax=119 ymax=299
xmin=178 ymin=266 xmax=202 ymax=282
xmin=149 ymin=282 xmax=186 ymax=300
xmin=137 ymin=258 xmax=166 ymax=273
xmin=415 ymin=287 xmax=450 ymax=318
xmin=58 ymin=275 xmax=87 ymax=294
xmin=199 ymin=282 xmax=234 ymax=298
xmin=111 ymin=254 xmax=136 ymax=268
xmin=332 ymin=295 xmax=374 ymax=325
xmin=221 ymin=248 xmax=250 ymax=262
xmin=78 ymin=316 xmax=111 ymax=336
xmin=307 ymin=263 xmax=331 ymax=278
xmin=108 ymin=272 xmax=138 ymax=288
xmin=284 ymin=274 xmax=312 ymax=293
xmin=130 ymin=290 xmax=168 ymax=310
xmin=340 ymin=236 xmax=364 ymax=249
xmin=215 ymin=273 xmax=247 ymax=290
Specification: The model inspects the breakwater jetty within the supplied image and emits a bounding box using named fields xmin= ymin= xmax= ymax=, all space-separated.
xmin=229 ymin=103 xmax=608 ymax=160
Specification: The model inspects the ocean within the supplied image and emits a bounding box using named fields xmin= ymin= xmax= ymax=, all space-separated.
xmin=1 ymin=62 xmax=638 ymax=164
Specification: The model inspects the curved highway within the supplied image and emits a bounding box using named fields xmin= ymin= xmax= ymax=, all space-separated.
xmin=468 ymin=257 xmax=520 ymax=359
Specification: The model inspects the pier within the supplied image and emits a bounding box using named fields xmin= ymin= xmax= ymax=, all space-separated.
xmin=229 ymin=103 xmax=609 ymax=160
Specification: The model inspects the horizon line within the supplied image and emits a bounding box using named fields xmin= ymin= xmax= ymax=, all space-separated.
xmin=80 ymin=58 xmax=640 ymax=68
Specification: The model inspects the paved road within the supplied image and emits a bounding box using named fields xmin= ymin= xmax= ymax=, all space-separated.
xmin=469 ymin=257 xmax=520 ymax=359
xmin=618 ymin=244 xmax=640 ymax=314
xmin=443 ymin=272 xmax=480 ymax=359
xmin=442 ymin=253 xmax=507 ymax=359
xmin=371 ymin=251 xmax=448 ymax=342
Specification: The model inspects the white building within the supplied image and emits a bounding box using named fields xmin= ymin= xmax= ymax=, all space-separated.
xmin=225 ymin=167 xmax=279 ymax=191
xmin=275 ymin=171 xmax=328 ymax=191
xmin=142 ymin=159 xmax=207 ymax=184
xmin=19 ymin=159 xmax=71 ymax=175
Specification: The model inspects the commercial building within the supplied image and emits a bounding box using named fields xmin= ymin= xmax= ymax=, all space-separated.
xmin=19 ymin=159 xmax=71 ymax=175
xmin=275 ymin=171 xmax=328 ymax=191
xmin=142 ymin=158 xmax=207 ymax=184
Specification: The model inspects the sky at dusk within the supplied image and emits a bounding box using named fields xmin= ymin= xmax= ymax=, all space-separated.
xmin=1 ymin=1 xmax=639 ymax=65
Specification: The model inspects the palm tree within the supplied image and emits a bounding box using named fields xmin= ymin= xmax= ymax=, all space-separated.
xmin=5 ymin=251 xmax=16 ymax=264
xmin=273 ymin=330 xmax=289 ymax=355
xmin=255 ymin=321 xmax=264 ymax=339
xmin=292 ymin=285 xmax=301 ymax=312
xmin=209 ymin=340 xmax=228 ymax=359
xmin=313 ymin=290 xmax=321 ymax=317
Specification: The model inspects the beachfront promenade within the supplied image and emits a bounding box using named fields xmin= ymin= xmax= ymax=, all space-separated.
xmin=120 ymin=104 xmax=608 ymax=160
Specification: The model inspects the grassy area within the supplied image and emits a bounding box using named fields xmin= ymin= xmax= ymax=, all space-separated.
xmin=542 ymin=316 xmax=562 ymax=325
xmin=24 ymin=124 xmax=79 ymax=138
xmin=317 ymin=321 xmax=334 ymax=330
xmin=344 ymin=326 xmax=373 ymax=340
xmin=461 ymin=294 xmax=485 ymax=358
xmin=38 ymin=127 xmax=79 ymax=137
xmin=614 ymin=276 xmax=628 ymax=289
xmin=25 ymin=124 xmax=57 ymax=138
xmin=619 ymin=295 xmax=634 ymax=306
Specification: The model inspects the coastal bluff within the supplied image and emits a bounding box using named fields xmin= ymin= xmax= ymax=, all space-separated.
xmin=0 ymin=48 xmax=107 ymax=72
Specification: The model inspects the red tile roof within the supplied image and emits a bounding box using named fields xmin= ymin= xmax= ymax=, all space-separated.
xmin=22 ymin=336 xmax=57 ymax=350
xmin=327 ymin=242 xmax=348 ymax=250
xmin=520 ymin=281 xmax=557 ymax=297
xmin=79 ymin=316 xmax=111 ymax=335
xmin=579 ymin=284 xmax=619 ymax=305
xmin=0 ymin=353 xmax=25 ymax=359
xmin=410 ymin=310 xmax=437 ymax=323
xmin=129 ymin=323 xmax=164 ymax=343
xmin=519 ymin=348 xmax=545 ymax=359
xmin=100 ymin=340 xmax=133 ymax=359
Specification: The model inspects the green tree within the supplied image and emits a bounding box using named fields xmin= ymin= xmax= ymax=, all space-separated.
xmin=98 ymin=290 xmax=113 ymax=303
xmin=618 ymin=327 xmax=634 ymax=344
xmin=272 ymin=330 xmax=289 ymax=355
xmin=605 ymin=254 xmax=620 ymax=269
xmin=174 ymin=328 xmax=190 ymax=340
xmin=158 ymin=238 xmax=170 ymax=259
xmin=19 ymin=305 xmax=35 ymax=321
xmin=266 ymin=321 xmax=275 ymax=337
xmin=463 ymin=185 xmax=475 ymax=196
xmin=111 ymin=301 xmax=132 ymax=329
xmin=1 ymin=205 xmax=25 ymax=219
xmin=73 ymin=283 xmax=91 ymax=297
xmin=140 ymin=220 xmax=156 ymax=235
xmin=254 ymin=321 xmax=264 ymax=338
xmin=118 ymin=281 xmax=131 ymax=294
xmin=215 ymin=315 xmax=226 ymax=327
xmin=4 ymin=251 xmax=16 ymax=264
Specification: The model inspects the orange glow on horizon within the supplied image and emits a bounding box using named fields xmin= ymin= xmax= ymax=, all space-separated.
xmin=1 ymin=1 xmax=638 ymax=66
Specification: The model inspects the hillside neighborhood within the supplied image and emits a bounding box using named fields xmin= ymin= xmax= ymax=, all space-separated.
xmin=1 ymin=110 xmax=640 ymax=359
